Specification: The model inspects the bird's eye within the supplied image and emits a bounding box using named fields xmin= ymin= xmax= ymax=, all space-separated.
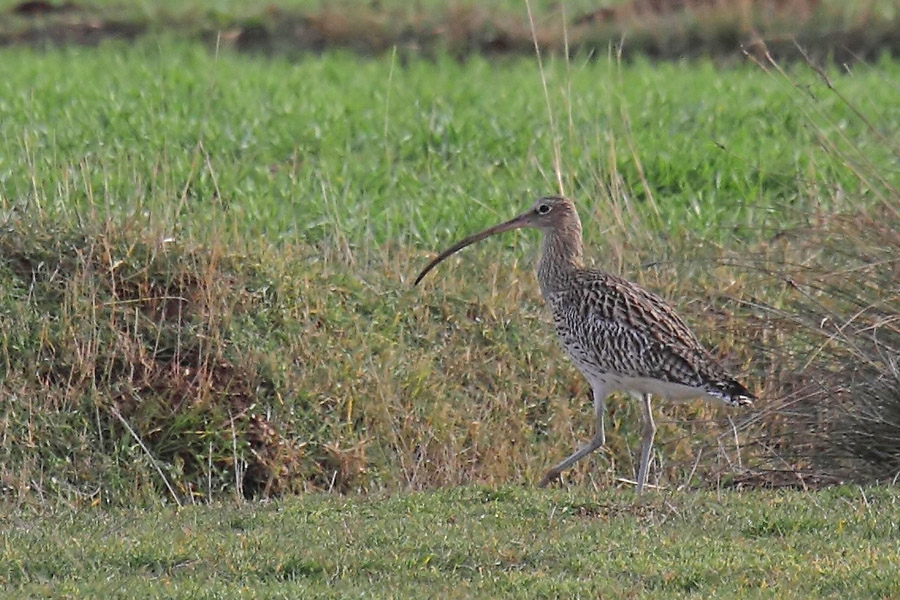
xmin=537 ymin=203 xmax=551 ymax=215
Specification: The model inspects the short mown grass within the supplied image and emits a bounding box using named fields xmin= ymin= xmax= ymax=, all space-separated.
xmin=2 ymin=485 xmax=899 ymax=598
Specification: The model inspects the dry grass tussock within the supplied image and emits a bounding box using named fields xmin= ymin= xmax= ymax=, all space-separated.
xmin=727 ymin=202 xmax=900 ymax=486
xmin=0 ymin=218 xmax=299 ymax=504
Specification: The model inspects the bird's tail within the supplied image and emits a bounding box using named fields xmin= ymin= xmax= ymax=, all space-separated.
xmin=722 ymin=379 xmax=755 ymax=406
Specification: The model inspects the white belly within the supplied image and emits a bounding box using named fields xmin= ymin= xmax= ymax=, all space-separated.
xmin=590 ymin=373 xmax=716 ymax=402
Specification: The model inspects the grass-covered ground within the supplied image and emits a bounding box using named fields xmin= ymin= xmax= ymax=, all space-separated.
xmin=3 ymin=486 xmax=899 ymax=598
xmin=0 ymin=1 xmax=899 ymax=597
xmin=0 ymin=34 xmax=898 ymax=505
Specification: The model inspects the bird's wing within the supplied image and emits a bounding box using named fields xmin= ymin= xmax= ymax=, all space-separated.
xmin=547 ymin=270 xmax=752 ymax=402
xmin=552 ymin=270 xmax=708 ymax=351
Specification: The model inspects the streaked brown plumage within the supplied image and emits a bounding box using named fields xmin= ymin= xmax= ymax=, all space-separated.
xmin=414 ymin=195 xmax=754 ymax=493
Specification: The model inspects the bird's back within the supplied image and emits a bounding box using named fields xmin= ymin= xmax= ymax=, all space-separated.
xmin=542 ymin=268 xmax=753 ymax=406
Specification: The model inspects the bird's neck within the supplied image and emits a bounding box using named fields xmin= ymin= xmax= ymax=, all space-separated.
xmin=537 ymin=221 xmax=584 ymax=294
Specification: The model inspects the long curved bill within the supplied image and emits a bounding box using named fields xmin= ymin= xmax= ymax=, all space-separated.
xmin=414 ymin=211 xmax=531 ymax=286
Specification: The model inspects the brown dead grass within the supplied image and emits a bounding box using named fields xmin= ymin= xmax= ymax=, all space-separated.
xmin=0 ymin=218 xmax=306 ymax=504
xmin=727 ymin=203 xmax=900 ymax=485
xmin=3 ymin=0 xmax=898 ymax=63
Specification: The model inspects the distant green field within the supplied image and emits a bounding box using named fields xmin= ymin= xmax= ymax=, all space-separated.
xmin=1 ymin=39 xmax=897 ymax=252
xmin=2 ymin=486 xmax=899 ymax=598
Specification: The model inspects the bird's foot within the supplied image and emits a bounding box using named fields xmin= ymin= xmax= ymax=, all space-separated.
xmin=537 ymin=470 xmax=561 ymax=488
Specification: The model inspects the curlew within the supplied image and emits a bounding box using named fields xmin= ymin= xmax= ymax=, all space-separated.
xmin=414 ymin=195 xmax=754 ymax=493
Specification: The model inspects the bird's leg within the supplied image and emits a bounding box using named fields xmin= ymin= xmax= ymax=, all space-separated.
xmin=636 ymin=393 xmax=655 ymax=495
xmin=538 ymin=383 xmax=608 ymax=488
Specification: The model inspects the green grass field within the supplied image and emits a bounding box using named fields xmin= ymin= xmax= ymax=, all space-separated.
xmin=1 ymin=7 xmax=900 ymax=597
xmin=2 ymin=39 xmax=897 ymax=247
xmin=3 ymin=486 xmax=900 ymax=598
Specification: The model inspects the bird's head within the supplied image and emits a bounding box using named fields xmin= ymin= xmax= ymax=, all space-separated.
xmin=523 ymin=196 xmax=578 ymax=232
